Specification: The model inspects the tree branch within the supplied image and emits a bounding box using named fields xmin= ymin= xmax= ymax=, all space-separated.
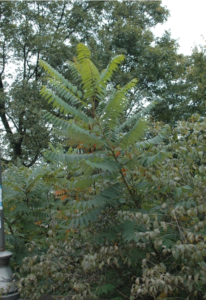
xmin=55 ymin=2 xmax=66 ymax=33
xmin=23 ymin=152 xmax=39 ymax=168
xmin=0 ymin=75 xmax=13 ymax=137
xmin=0 ymin=40 xmax=6 ymax=76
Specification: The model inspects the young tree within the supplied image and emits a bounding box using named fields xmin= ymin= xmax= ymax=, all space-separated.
xmin=15 ymin=44 xmax=206 ymax=300
xmin=15 ymin=43 xmax=169 ymax=300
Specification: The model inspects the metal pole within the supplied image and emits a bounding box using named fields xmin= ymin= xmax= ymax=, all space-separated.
xmin=0 ymin=156 xmax=5 ymax=251
xmin=0 ymin=153 xmax=20 ymax=300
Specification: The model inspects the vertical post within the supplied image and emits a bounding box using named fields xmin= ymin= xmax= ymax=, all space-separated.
xmin=0 ymin=155 xmax=5 ymax=251
xmin=0 ymin=152 xmax=20 ymax=299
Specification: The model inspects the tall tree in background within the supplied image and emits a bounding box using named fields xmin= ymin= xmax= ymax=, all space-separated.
xmin=152 ymin=45 xmax=206 ymax=126
xmin=185 ymin=46 xmax=206 ymax=117
xmin=0 ymin=0 xmax=182 ymax=165
xmin=0 ymin=1 xmax=106 ymax=166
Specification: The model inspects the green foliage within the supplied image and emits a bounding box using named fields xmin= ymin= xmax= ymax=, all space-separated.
xmin=2 ymin=3 xmax=206 ymax=298
xmin=0 ymin=0 xmax=184 ymax=164
xmin=14 ymin=44 xmax=171 ymax=300
xmin=3 ymin=162 xmax=69 ymax=267
xmin=151 ymin=45 xmax=206 ymax=126
xmin=0 ymin=1 xmax=114 ymax=164
xmin=7 ymin=44 xmax=206 ymax=300
xmin=39 ymin=44 xmax=167 ymax=226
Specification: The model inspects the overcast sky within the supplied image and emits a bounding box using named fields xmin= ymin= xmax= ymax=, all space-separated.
xmin=153 ymin=0 xmax=206 ymax=55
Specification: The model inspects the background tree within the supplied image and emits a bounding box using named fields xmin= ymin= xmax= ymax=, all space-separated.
xmin=0 ymin=0 xmax=182 ymax=165
xmin=185 ymin=45 xmax=206 ymax=117
xmin=151 ymin=44 xmax=206 ymax=126
xmin=0 ymin=1 xmax=105 ymax=165
xmin=88 ymin=2 xmax=185 ymax=119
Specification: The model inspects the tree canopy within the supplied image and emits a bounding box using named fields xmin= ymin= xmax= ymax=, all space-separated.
xmin=0 ymin=0 xmax=182 ymax=165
